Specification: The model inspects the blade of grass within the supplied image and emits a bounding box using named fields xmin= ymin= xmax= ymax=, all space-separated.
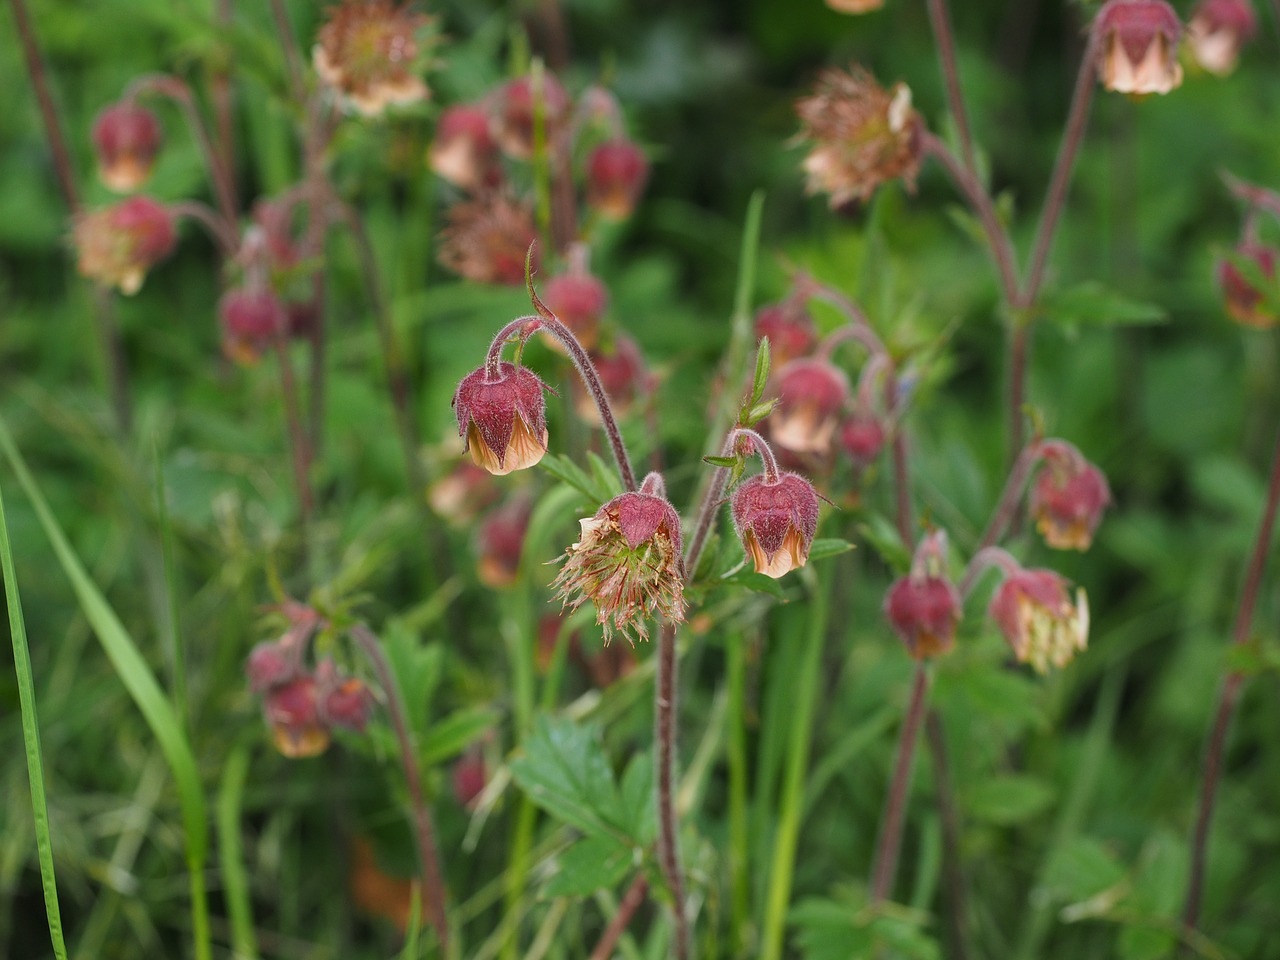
xmin=217 ymin=743 xmax=258 ymax=960
xmin=725 ymin=630 xmax=751 ymax=956
xmin=0 ymin=475 xmax=69 ymax=960
xmin=0 ymin=418 xmax=211 ymax=960
xmin=153 ymin=439 xmax=187 ymax=726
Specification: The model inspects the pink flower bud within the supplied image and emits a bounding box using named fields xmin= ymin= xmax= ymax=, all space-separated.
xmin=586 ymin=140 xmax=649 ymax=221
xmin=475 ymin=497 xmax=532 ymax=589
xmin=92 ymin=102 xmax=162 ymax=193
xmin=1029 ymin=445 xmax=1111 ymax=551
xmin=543 ymin=271 xmax=609 ymax=351
xmin=322 ymin=676 xmax=374 ymax=732
xmin=264 ymin=675 xmax=331 ymax=758
xmin=453 ymin=362 xmax=550 ymax=475
xmin=313 ymin=0 xmax=432 ymax=116
xmin=1093 ymin=0 xmax=1184 ymax=95
xmin=429 ymin=105 xmax=500 ymax=191
xmin=452 ymin=752 xmax=488 ymax=809
xmin=839 ymin=412 xmax=886 ymax=469
xmin=1188 ymin=0 xmax=1257 ymax=76
xmin=572 ymin=335 xmax=649 ymax=425
xmin=883 ymin=531 xmax=961 ymax=659
xmin=553 ymin=484 xmax=686 ymax=645
xmin=73 ymin=196 xmax=176 ymax=295
xmin=770 ymin=358 xmax=851 ymax=454
xmin=245 ymin=639 xmax=300 ymax=692
xmin=438 ymin=194 xmax=539 ymax=285
xmin=1218 ymin=242 xmax=1278 ymax=329
xmin=731 ymin=472 xmax=821 ymax=579
xmin=989 ymin=568 xmax=1089 ymax=674
xmin=219 ymin=288 xmax=289 ymax=365
xmin=755 ymin=301 xmax=818 ymax=367
xmin=493 ymin=74 xmax=570 ymax=159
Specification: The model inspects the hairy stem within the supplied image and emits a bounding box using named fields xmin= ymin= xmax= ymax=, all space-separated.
xmin=973 ymin=440 xmax=1045 ymax=553
xmin=212 ymin=0 xmax=236 ymax=207
xmin=655 ymin=620 xmax=690 ymax=960
xmin=925 ymin=0 xmax=978 ymax=176
xmin=350 ymin=625 xmax=449 ymax=952
xmin=588 ymin=873 xmax=648 ymax=960
xmin=925 ymin=711 xmax=970 ymax=960
xmin=268 ymin=0 xmax=306 ymax=104
xmin=870 ymin=664 xmax=931 ymax=902
xmin=1182 ymin=426 xmax=1280 ymax=938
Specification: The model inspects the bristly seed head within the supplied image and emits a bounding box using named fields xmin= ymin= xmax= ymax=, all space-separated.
xmin=313 ymin=0 xmax=433 ymax=116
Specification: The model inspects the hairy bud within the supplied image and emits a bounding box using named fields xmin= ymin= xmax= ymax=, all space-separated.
xmin=1187 ymin=0 xmax=1257 ymax=76
xmin=219 ymin=287 xmax=289 ymax=365
xmin=73 ymin=196 xmax=176 ymax=295
xmin=586 ymin=139 xmax=650 ymax=220
xmin=543 ymin=270 xmax=609 ymax=351
xmin=264 ymin=675 xmax=331 ymax=758
xmin=453 ymin=362 xmax=550 ymax=475
xmin=1093 ymin=0 xmax=1184 ymax=95
xmin=755 ymin=300 xmax=818 ymax=367
xmin=92 ymin=102 xmax=162 ymax=193
xmin=883 ymin=530 xmax=961 ymax=659
xmin=1029 ymin=445 xmax=1111 ymax=551
xmin=731 ymin=472 xmax=821 ymax=578
xmin=770 ymin=358 xmax=852 ymax=454
xmin=429 ymin=105 xmax=500 ymax=191
xmin=493 ymin=74 xmax=570 ymax=159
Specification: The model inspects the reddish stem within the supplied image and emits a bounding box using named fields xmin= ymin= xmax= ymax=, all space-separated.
xmin=655 ymin=620 xmax=690 ymax=960
xmin=588 ymin=874 xmax=649 ymax=960
xmin=268 ymin=0 xmax=306 ymax=104
xmin=925 ymin=0 xmax=978 ymax=176
xmin=730 ymin=427 xmax=780 ymax=483
xmin=271 ymin=332 xmax=314 ymax=533
xmin=870 ymin=664 xmax=931 ymax=902
xmin=212 ymin=0 xmax=236 ymax=205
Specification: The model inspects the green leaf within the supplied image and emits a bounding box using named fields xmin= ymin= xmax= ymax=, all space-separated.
xmin=806 ymin=538 xmax=855 ymax=562
xmin=1038 ymin=281 xmax=1167 ymax=329
xmin=858 ymin=513 xmax=911 ymax=572
xmin=618 ymin=752 xmax=656 ymax=846
xmin=703 ymin=455 xmax=739 ymax=469
xmin=966 ymin=774 xmax=1055 ymax=825
xmin=585 ymin=452 xmax=625 ymax=500
xmin=1043 ymin=836 xmax=1127 ymax=905
xmin=1117 ymin=925 xmax=1177 ymax=960
xmin=509 ymin=714 xmax=625 ymax=840
xmin=752 ymin=336 xmax=772 ymax=407
xmin=718 ymin=565 xmax=790 ymax=600
xmin=745 ymin=399 xmax=780 ymax=425
xmin=542 ymin=835 xmax=634 ymax=898
xmin=539 ymin=453 xmax=612 ymax=505
xmin=419 ymin=706 xmax=500 ymax=768
xmin=216 ymin=745 xmax=258 ymax=960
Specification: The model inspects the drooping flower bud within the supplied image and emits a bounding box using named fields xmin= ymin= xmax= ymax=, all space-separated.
xmin=245 ymin=638 xmax=301 ymax=692
xmin=1217 ymin=242 xmax=1279 ymax=329
xmin=1093 ymin=0 xmax=1184 ymax=95
xmin=475 ymin=496 xmax=531 ymax=588
xmin=839 ymin=411 xmax=887 ymax=470
xmin=572 ymin=335 xmax=650 ymax=425
xmin=313 ymin=0 xmax=432 ymax=116
xmin=452 ymin=362 xmax=550 ymax=475
xmin=92 ymin=102 xmax=162 ymax=193
xmin=315 ymin=659 xmax=374 ymax=733
xmin=795 ymin=67 xmax=923 ymax=208
xmin=219 ymin=287 xmax=289 ymax=365
xmin=72 ymin=196 xmax=176 ymax=295
xmin=883 ymin=530 xmax=962 ymax=659
xmin=264 ymin=675 xmax=331 ymax=757
xmin=1187 ymin=0 xmax=1257 ymax=76
xmin=543 ymin=270 xmax=609 ymax=351
xmin=731 ymin=472 xmax=821 ymax=578
xmin=1029 ymin=444 xmax=1112 ymax=551
xmin=586 ymin=139 xmax=649 ymax=221
xmin=754 ymin=300 xmax=817 ymax=367
xmin=770 ymin=358 xmax=852 ymax=454
xmin=437 ymin=194 xmax=539 ymax=285
xmin=552 ymin=479 xmax=686 ymax=645
xmin=492 ymin=74 xmax=570 ymax=159
xmin=429 ymin=104 xmax=501 ymax=191
xmin=989 ymin=568 xmax=1089 ymax=674
xmin=452 ymin=751 xmax=488 ymax=809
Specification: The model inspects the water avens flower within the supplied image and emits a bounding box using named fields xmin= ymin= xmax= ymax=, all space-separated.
xmin=572 ymin=335 xmax=650 ymax=425
xmin=884 ymin=530 xmax=961 ymax=659
xmin=437 ymin=194 xmax=539 ymax=285
xmin=731 ymin=471 xmax=821 ymax=578
xmin=770 ymin=358 xmax=851 ymax=454
xmin=73 ymin=196 xmax=176 ymax=295
xmin=219 ymin=287 xmax=289 ymax=365
xmin=755 ymin=299 xmax=818 ymax=367
xmin=1093 ymin=0 xmax=1184 ymax=95
xmin=429 ymin=104 xmax=500 ymax=191
xmin=543 ymin=269 xmax=609 ymax=351
xmin=264 ymin=675 xmax=330 ymax=758
xmin=989 ymin=568 xmax=1089 ymax=674
xmin=452 ymin=361 xmax=550 ymax=475
xmin=1029 ymin=445 xmax=1112 ymax=551
xmin=493 ymin=74 xmax=570 ymax=159
xmin=1187 ymin=0 xmax=1257 ymax=76
xmin=586 ymin=139 xmax=649 ymax=220
xmin=313 ymin=0 xmax=432 ymax=116
xmin=92 ymin=102 xmax=162 ymax=193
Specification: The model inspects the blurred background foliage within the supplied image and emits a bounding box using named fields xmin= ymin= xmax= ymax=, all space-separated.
xmin=2 ymin=0 xmax=1280 ymax=958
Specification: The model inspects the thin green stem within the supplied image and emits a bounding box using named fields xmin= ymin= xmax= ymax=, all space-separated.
xmin=726 ymin=631 xmax=751 ymax=956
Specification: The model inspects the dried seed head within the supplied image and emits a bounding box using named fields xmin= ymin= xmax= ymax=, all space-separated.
xmin=1029 ymin=445 xmax=1112 ymax=551
xmin=586 ymin=139 xmax=650 ymax=221
xmin=72 ymin=196 xmax=176 ymax=295
xmin=883 ymin=530 xmax=961 ymax=659
xmin=1218 ymin=242 xmax=1279 ymax=328
xmin=1188 ymin=0 xmax=1258 ymax=76
xmin=989 ymin=568 xmax=1089 ymax=674
xmin=313 ymin=0 xmax=432 ymax=115
xmin=453 ymin=362 xmax=550 ymax=475
xmin=429 ymin=104 xmax=501 ymax=191
xmin=438 ymin=194 xmax=539 ymax=285
xmin=552 ymin=488 xmax=686 ymax=646
xmin=492 ymin=74 xmax=570 ymax=159
xmin=795 ymin=67 xmax=923 ymax=208
xmin=770 ymin=358 xmax=852 ymax=454
xmin=1093 ymin=0 xmax=1184 ymax=95
xmin=92 ymin=102 xmax=162 ymax=193
xmin=731 ymin=472 xmax=822 ymax=579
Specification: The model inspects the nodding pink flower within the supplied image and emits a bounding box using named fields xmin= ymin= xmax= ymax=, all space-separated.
xmin=770 ymin=358 xmax=852 ymax=455
xmin=315 ymin=659 xmax=374 ymax=733
xmin=586 ymin=139 xmax=649 ymax=221
xmin=92 ymin=102 xmax=162 ymax=193
xmin=452 ymin=751 xmax=488 ymax=809
xmin=1093 ymin=0 xmax=1184 ymax=95
xmin=73 ymin=196 xmax=176 ymax=295
xmin=429 ymin=105 xmax=501 ymax=192
xmin=543 ymin=270 xmax=609 ymax=351
xmin=989 ymin=568 xmax=1089 ymax=674
xmin=437 ymin=194 xmax=539 ymax=285
xmin=475 ymin=496 xmax=531 ymax=589
xmin=839 ymin=411 xmax=886 ymax=470
xmin=731 ymin=472 xmax=821 ymax=579
xmin=552 ymin=478 xmax=686 ymax=646
xmin=313 ymin=0 xmax=432 ymax=116
xmin=264 ymin=675 xmax=331 ymax=758
xmin=492 ymin=74 xmax=570 ymax=159
xmin=245 ymin=638 xmax=302 ymax=693
xmin=452 ymin=362 xmax=550 ymax=475
xmin=754 ymin=301 xmax=818 ymax=367
xmin=572 ymin=335 xmax=650 ymax=425
xmin=427 ymin=460 xmax=501 ymax=525
xmin=219 ymin=287 xmax=290 ymax=365
xmin=883 ymin=530 xmax=962 ymax=659
xmin=1218 ymin=242 xmax=1278 ymax=329
xmin=1188 ymin=0 xmax=1257 ymax=76
xmin=795 ymin=66 xmax=923 ymax=208
xmin=1029 ymin=445 xmax=1111 ymax=551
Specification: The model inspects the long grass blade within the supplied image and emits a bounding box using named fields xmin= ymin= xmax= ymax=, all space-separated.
xmin=218 ymin=743 xmax=258 ymax=960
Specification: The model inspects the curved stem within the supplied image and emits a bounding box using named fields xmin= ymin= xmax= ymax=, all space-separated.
xmin=959 ymin=545 xmax=1021 ymax=599
xmin=350 ymin=624 xmax=450 ymax=952
xmin=170 ymin=201 xmax=238 ymax=256
xmin=588 ymin=873 xmax=648 ymax=960
xmin=973 ymin=440 xmax=1045 ymax=552
xmin=730 ymin=427 xmax=780 ymax=483
xmin=9 ymin=0 xmax=78 ymax=213
xmin=1182 ymin=425 xmax=1280 ymax=939
xmin=925 ymin=0 xmax=978 ymax=176
xmin=797 ymin=277 xmax=890 ymax=364
xmin=655 ymin=620 xmax=689 ymax=960
xmin=870 ymin=664 xmax=931 ymax=902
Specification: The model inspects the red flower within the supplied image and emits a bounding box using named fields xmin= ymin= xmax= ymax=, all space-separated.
xmin=92 ymin=102 xmax=162 ymax=193
xmin=1093 ymin=0 xmax=1184 ymax=95
xmin=731 ymin=472 xmax=821 ymax=579
xmin=883 ymin=531 xmax=961 ymax=659
xmin=453 ymin=362 xmax=551 ymax=475
xmin=586 ymin=139 xmax=649 ymax=220
xmin=1029 ymin=445 xmax=1111 ymax=551
xmin=989 ymin=568 xmax=1089 ymax=674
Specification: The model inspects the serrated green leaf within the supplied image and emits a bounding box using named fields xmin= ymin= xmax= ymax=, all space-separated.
xmin=619 ymin=752 xmax=656 ymax=846
xmin=509 ymin=714 xmax=624 ymax=840
xmin=543 ymin=835 xmax=634 ymax=898
xmin=1038 ymin=281 xmax=1167 ymax=329
xmin=966 ymin=774 xmax=1055 ymax=825
xmin=419 ymin=707 xmax=500 ymax=768
xmin=539 ymin=454 xmax=611 ymax=504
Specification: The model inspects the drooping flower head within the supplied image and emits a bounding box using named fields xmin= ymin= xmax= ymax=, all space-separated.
xmin=1093 ymin=0 xmax=1184 ymax=95
xmin=452 ymin=361 xmax=550 ymax=475
xmin=1029 ymin=442 xmax=1112 ymax=551
xmin=73 ymin=196 xmax=177 ymax=294
xmin=884 ymin=530 xmax=962 ymax=659
xmin=989 ymin=568 xmax=1089 ymax=674
xmin=219 ymin=287 xmax=289 ymax=365
xmin=586 ymin=139 xmax=650 ymax=221
xmin=438 ymin=193 xmax=539 ymax=285
xmin=313 ymin=0 xmax=432 ymax=115
xmin=731 ymin=471 xmax=821 ymax=579
xmin=429 ymin=104 xmax=501 ymax=191
xmin=1187 ymin=0 xmax=1257 ymax=76
xmin=264 ymin=675 xmax=330 ymax=758
xmin=543 ymin=269 xmax=609 ymax=351
xmin=1217 ymin=241 xmax=1279 ymax=329
xmin=492 ymin=73 xmax=570 ymax=159
xmin=795 ymin=66 xmax=923 ymax=208
xmin=552 ymin=475 xmax=686 ymax=645
xmin=92 ymin=102 xmax=162 ymax=193
xmin=770 ymin=358 xmax=852 ymax=454
xmin=754 ymin=299 xmax=818 ymax=367
xmin=839 ymin=410 xmax=887 ymax=471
